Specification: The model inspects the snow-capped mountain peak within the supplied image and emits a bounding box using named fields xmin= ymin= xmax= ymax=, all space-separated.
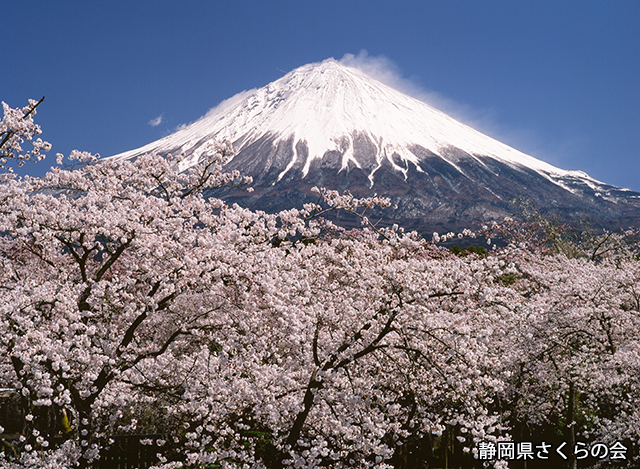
xmin=111 ymin=58 xmax=640 ymax=230
xmin=114 ymin=58 xmax=581 ymax=185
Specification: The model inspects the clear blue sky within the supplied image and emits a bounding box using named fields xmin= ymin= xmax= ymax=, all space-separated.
xmin=3 ymin=1 xmax=640 ymax=191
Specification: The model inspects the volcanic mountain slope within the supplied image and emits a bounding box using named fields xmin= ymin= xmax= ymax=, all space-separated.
xmin=111 ymin=58 xmax=640 ymax=232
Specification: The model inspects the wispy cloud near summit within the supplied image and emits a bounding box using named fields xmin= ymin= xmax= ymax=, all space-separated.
xmin=149 ymin=113 xmax=164 ymax=127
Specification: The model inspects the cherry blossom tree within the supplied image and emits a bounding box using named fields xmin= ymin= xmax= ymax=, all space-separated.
xmin=126 ymin=225 xmax=517 ymax=469
xmin=0 ymin=143 xmax=258 ymax=467
xmin=487 ymin=225 xmax=640 ymax=469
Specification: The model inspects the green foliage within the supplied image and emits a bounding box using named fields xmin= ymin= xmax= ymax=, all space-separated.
xmin=449 ymin=244 xmax=487 ymax=257
xmin=496 ymin=272 xmax=519 ymax=286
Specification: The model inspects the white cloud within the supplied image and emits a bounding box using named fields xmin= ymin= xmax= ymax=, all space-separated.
xmin=148 ymin=113 xmax=164 ymax=127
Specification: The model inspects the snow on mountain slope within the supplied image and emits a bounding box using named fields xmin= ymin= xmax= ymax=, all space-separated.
xmin=112 ymin=58 xmax=596 ymax=189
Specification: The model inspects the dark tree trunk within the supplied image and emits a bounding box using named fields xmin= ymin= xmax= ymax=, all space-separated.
xmin=566 ymin=381 xmax=576 ymax=469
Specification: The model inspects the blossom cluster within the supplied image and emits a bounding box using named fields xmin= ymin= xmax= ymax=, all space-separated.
xmin=0 ymin=99 xmax=51 ymax=175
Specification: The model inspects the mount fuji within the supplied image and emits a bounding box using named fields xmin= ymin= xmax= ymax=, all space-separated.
xmin=112 ymin=58 xmax=640 ymax=232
